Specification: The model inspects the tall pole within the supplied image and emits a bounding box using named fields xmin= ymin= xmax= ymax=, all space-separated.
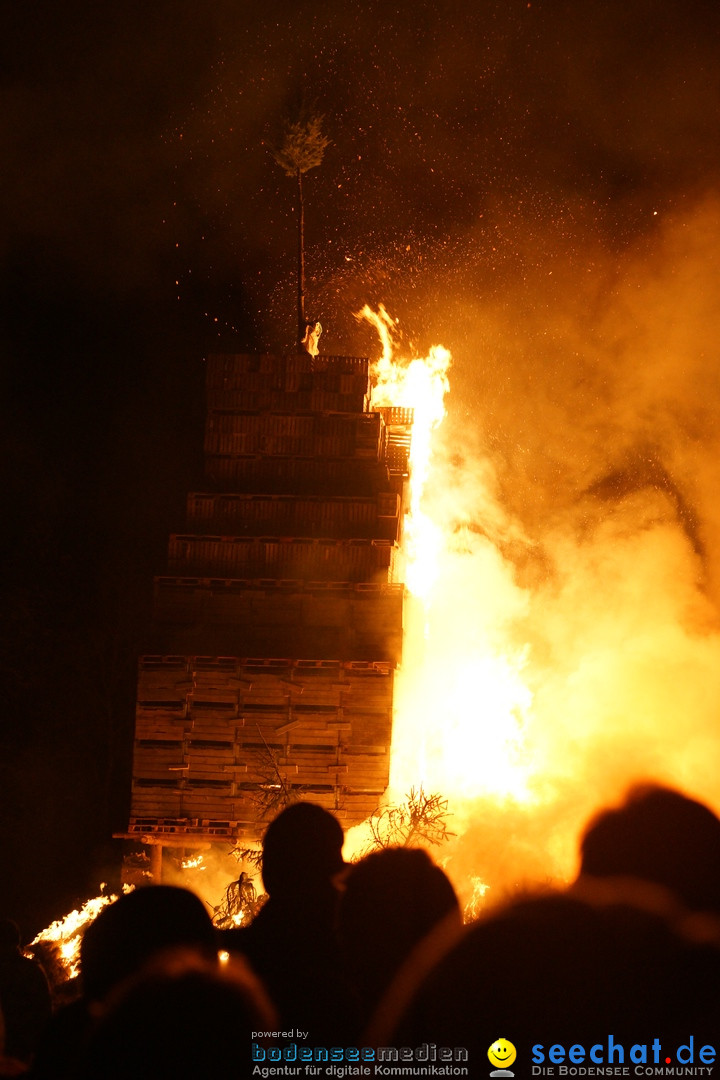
xmin=297 ymin=167 xmax=306 ymax=350
xmin=270 ymin=112 xmax=328 ymax=349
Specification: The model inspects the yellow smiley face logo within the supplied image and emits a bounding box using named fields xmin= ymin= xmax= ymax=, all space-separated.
xmin=488 ymin=1039 xmax=517 ymax=1070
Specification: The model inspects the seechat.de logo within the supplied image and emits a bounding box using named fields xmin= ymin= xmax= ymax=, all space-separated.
xmin=488 ymin=1038 xmax=517 ymax=1077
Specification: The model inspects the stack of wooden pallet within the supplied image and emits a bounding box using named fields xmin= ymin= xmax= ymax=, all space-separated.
xmin=124 ymin=352 xmax=413 ymax=848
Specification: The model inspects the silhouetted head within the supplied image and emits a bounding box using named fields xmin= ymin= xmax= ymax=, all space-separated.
xmin=579 ymin=783 xmax=720 ymax=913
xmin=80 ymin=886 xmax=217 ymax=1002
xmin=76 ymin=950 xmax=274 ymax=1079
xmin=339 ymin=847 xmax=460 ymax=1010
xmin=392 ymin=889 xmax=720 ymax=1049
xmin=0 ymin=918 xmax=21 ymax=954
xmin=261 ymin=802 xmax=345 ymax=897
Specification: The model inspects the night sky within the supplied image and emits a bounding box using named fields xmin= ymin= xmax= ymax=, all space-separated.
xmin=3 ymin=0 xmax=720 ymax=935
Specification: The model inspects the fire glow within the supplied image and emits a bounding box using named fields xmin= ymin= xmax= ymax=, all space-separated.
xmin=35 ymin=253 xmax=720 ymax=956
xmin=359 ymin=304 xmax=449 ymax=598
xmin=358 ymin=305 xmax=533 ymax=813
xmin=29 ymin=888 xmax=127 ymax=981
xmin=355 ymin=280 xmax=720 ymax=907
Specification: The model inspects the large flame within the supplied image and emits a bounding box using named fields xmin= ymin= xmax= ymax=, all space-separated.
xmin=355 ymin=297 xmax=720 ymax=911
xmin=349 ymin=307 xmax=567 ymax=908
xmin=358 ymin=305 xmax=533 ymax=811
xmin=359 ymin=304 xmax=450 ymax=598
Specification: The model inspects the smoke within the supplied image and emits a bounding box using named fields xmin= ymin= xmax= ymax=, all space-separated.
xmin=380 ymin=194 xmax=720 ymax=910
xmin=451 ymin=195 xmax=720 ymax=592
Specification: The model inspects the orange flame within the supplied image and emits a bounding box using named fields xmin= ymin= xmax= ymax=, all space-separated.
xmin=463 ymin=876 xmax=491 ymax=921
xmin=359 ymin=304 xmax=451 ymax=598
xmin=181 ymin=854 xmax=206 ymax=871
xmin=29 ymin=888 xmax=130 ymax=980
xmin=357 ymin=306 xmax=533 ymax=813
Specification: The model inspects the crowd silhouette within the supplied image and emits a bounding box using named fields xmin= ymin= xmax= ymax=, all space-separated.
xmin=1 ymin=783 xmax=720 ymax=1078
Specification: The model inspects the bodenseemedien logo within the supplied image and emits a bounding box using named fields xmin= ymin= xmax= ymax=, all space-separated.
xmin=488 ymin=1038 xmax=517 ymax=1077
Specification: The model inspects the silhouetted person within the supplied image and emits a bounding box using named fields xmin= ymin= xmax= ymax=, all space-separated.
xmin=31 ymin=885 xmax=218 ymax=1079
xmin=338 ymin=847 xmax=460 ymax=1029
xmin=75 ymin=949 xmax=274 ymax=1080
xmin=578 ymin=783 xmax=720 ymax=914
xmin=220 ymin=801 xmax=359 ymax=1040
xmin=79 ymin=884 xmax=217 ymax=1003
xmin=0 ymin=918 xmax=51 ymax=1065
xmin=391 ymin=889 xmax=720 ymax=1052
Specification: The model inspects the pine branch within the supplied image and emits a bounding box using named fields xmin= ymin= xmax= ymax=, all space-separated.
xmin=359 ymin=787 xmax=454 ymax=857
xmin=270 ymin=115 xmax=331 ymax=177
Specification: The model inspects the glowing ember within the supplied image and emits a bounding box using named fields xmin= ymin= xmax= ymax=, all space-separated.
xmin=463 ymin=876 xmax=491 ymax=922
xmin=181 ymin=854 xmax=206 ymax=871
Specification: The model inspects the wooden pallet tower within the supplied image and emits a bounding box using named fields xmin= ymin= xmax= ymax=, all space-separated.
xmin=121 ymin=350 xmax=413 ymax=873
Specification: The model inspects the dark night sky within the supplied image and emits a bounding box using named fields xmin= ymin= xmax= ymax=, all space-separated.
xmin=2 ymin=0 xmax=720 ymax=933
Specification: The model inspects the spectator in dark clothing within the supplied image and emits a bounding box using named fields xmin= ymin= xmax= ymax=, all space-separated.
xmin=74 ymin=949 xmax=274 ymax=1080
xmin=577 ymin=782 xmax=720 ymax=914
xmin=31 ymin=885 xmax=218 ymax=1080
xmin=220 ymin=801 xmax=360 ymax=1041
xmin=79 ymin=883 xmax=218 ymax=1003
xmin=0 ymin=919 xmax=51 ymax=1065
xmin=338 ymin=847 xmax=461 ymax=1030
xmin=390 ymin=889 xmax=720 ymax=1055
xmin=388 ymin=784 xmax=720 ymax=1056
